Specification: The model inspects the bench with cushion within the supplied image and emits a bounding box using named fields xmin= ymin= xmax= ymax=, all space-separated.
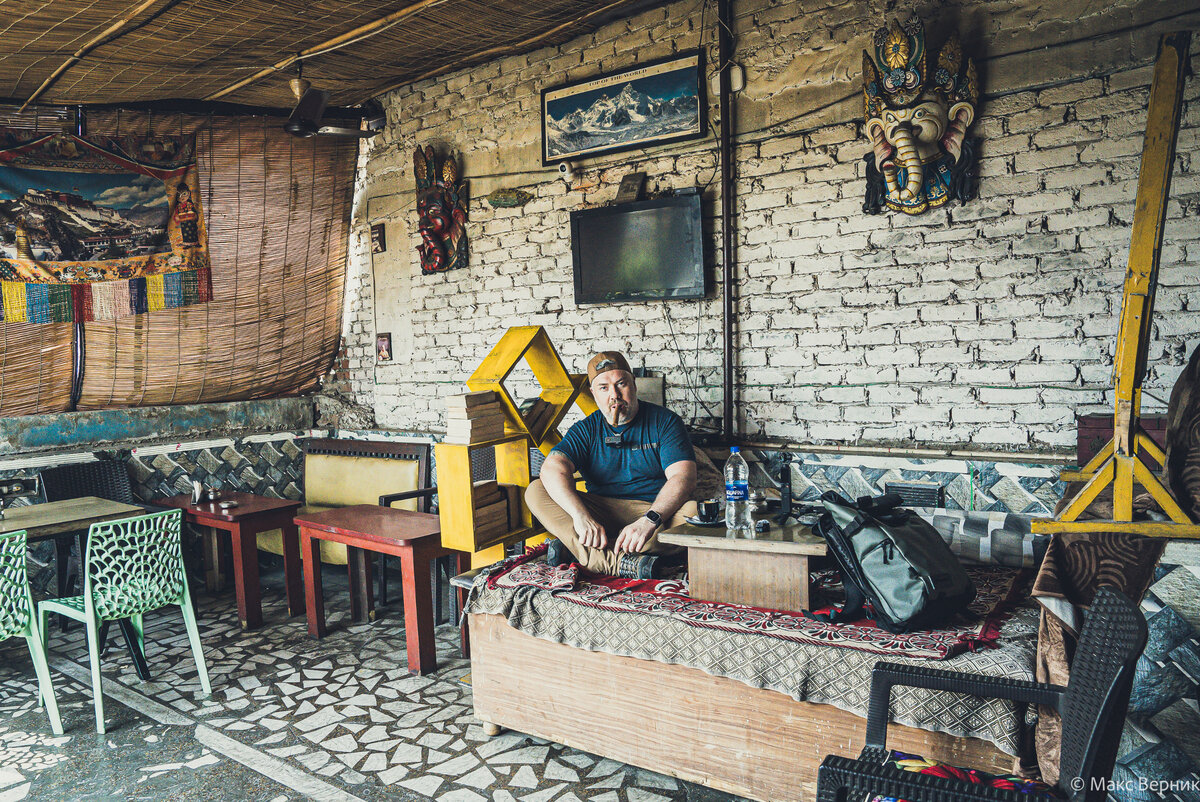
xmin=464 ymin=549 xmax=1041 ymax=801
xmin=257 ymin=438 xmax=437 ymax=610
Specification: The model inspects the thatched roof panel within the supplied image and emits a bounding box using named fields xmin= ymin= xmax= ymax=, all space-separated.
xmin=0 ymin=0 xmax=663 ymax=110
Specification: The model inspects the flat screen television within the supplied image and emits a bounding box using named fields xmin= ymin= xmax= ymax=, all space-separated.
xmin=570 ymin=190 xmax=704 ymax=304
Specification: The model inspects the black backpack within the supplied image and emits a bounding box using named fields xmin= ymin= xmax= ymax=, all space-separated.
xmin=812 ymin=491 xmax=975 ymax=634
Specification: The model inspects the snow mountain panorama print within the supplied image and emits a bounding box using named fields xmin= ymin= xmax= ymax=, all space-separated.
xmin=543 ymin=56 xmax=701 ymax=161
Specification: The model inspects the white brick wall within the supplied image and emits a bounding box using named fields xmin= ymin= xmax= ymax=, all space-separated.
xmin=340 ymin=0 xmax=1200 ymax=455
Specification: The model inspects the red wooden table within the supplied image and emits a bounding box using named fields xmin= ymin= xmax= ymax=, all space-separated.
xmin=294 ymin=505 xmax=458 ymax=675
xmin=159 ymin=492 xmax=303 ymax=630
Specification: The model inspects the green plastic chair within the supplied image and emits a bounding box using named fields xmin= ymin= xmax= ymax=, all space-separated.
xmin=39 ymin=510 xmax=211 ymax=733
xmin=0 ymin=530 xmax=64 ymax=735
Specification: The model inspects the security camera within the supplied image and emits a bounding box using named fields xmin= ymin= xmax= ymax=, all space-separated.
xmin=557 ymin=161 xmax=576 ymax=183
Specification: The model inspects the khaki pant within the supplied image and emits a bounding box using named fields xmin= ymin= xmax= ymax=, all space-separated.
xmin=525 ymin=478 xmax=696 ymax=575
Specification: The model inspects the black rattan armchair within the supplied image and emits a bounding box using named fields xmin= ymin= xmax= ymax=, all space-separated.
xmin=817 ymin=587 xmax=1147 ymax=802
xmin=40 ymin=459 xmax=144 ymax=598
xmin=40 ymin=459 xmax=138 ymax=507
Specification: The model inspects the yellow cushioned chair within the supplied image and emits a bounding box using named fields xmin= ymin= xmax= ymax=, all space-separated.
xmin=257 ymin=438 xmax=435 ymax=600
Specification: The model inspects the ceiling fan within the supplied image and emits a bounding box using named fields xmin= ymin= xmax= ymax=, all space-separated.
xmin=284 ymin=66 xmax=383 ymax=138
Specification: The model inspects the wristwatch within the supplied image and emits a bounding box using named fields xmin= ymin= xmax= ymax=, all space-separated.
xmin=643 ymin=510 xmax=662 ymax=528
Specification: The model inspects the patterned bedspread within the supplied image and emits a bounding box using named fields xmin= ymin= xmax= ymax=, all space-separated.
xmin=465 ymin=555 xmax=1039 ymax=757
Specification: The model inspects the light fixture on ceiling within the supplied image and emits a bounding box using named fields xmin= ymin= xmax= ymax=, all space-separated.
xmin=289 ymin=61 xmax=311 ymax=103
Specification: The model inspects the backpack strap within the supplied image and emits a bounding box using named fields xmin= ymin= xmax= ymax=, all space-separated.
xmin=806 ymin=576 xmax=868 ymax=624
xmin=841 ymin=512 xmax=869 ymax=539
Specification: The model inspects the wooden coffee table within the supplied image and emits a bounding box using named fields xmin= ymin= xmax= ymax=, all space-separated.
xmin=659 ymin=519 xmax=827 ymax=612
xmin=293 ymin=505 xmax=459 ymax=675
xmin=159 ymin=492 xmax=303 ymax=631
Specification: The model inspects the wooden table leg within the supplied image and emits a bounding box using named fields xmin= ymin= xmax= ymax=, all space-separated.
xmin=229 ymin=522 xmax=263 ymax=631
xmin=399 ymin=545 xmax=437 ymax=675
xmin=457 ymin=551 xmax=471 ymax=660
xmin=347 ymin=546 xmax=376 ymax=623
xmin=280 ymin=519 xmax=304 ymax=617
xmin=798 ymin=555 xmax=810 ymax=611
xmin=302 ymin=528 xmax=327 ymax=638
xmin=204 ymin=527 xmax=222 ymax=592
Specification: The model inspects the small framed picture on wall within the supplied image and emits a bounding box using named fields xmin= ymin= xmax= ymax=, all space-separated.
xmin=376 ymin=333 xmax=392 ymax=361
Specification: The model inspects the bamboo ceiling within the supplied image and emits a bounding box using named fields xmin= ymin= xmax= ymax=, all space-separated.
xmin=0 ymin=0 xmax=667 ymax=110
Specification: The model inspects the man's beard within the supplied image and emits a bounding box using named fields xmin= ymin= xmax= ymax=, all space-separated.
xmin=605 ymin=401 xmax=632 ymax=426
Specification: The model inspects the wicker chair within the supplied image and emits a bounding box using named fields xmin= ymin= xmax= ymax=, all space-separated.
xmin=816 ymin=587 xmax=1147 ymax=802
xmin=40 ymin=459 xmax=144 ymax=597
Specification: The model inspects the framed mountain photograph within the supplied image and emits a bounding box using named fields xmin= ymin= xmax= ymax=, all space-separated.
xmin=541 ymin=51 xmax=705 ymax=165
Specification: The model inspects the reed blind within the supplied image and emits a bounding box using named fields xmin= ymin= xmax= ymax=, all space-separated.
xmin=0 ymin=107 xmax=81 ymax=415
xmin=0 ymin=109 xmax=356 ymax=416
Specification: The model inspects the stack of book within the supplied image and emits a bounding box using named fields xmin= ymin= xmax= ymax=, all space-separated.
xmin=444 ymin=391 xmax=506 ymax=443
xmin=519 ymin=397 xmax=555 ymax=435
xmin=472 ymin=480 xmax=510 ymax=540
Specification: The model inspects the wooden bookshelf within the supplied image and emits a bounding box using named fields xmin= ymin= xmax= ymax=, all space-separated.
xmin=435 ymin=327 xmax=597 ymax=567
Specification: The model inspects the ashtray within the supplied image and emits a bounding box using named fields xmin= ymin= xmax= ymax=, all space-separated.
xmin=218 ymin=500 xmax=240 ymax=509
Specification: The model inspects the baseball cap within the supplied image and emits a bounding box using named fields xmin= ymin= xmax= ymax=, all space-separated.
xmin=586 ymin=351 xmax=632 ymax=383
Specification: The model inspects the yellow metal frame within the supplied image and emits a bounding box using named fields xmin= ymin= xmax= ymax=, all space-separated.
xmin=437 ymin=326 xmax=597 ymax=565
xmin=1034 ymin=32 xmax=1200 ymax=538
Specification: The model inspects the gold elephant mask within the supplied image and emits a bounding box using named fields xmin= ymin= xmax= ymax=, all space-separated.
xmin=862 ymin=15 xmax=979 ymax=215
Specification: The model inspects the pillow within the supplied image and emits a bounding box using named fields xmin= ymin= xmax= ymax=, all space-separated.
xmin=869 ymin=749 xmax=1063 ymax=799
xmin=911 ymin=508 xmax=1050 ymax=569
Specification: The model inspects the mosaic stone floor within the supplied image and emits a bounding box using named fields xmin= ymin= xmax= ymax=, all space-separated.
xmin=0 ymin=566 xmax=742 ymax=802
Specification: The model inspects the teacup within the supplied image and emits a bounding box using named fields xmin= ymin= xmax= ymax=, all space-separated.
xmin=698 ymin=499 xmax=721 ymax=523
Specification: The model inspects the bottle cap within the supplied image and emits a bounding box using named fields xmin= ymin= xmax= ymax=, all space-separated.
xmin=730 ymin=446 xmax=740 ymax=453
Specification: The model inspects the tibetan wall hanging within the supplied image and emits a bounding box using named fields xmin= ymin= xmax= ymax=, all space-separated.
xmin=861 ymin=15 xmax=979 ymax=215
xmin=0 ymin=130 xmax=211 ymax=322
xmin=413 ymin=145 xmax=467 ymax=274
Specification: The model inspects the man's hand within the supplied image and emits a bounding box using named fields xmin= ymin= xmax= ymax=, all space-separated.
xmin=572 ymin=512 xmax=608 ymax=549
xmin=614 ymin=516 xmax=657 ymax=554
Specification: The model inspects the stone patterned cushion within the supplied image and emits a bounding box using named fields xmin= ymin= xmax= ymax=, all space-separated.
xmin=868 ymin=749 xmax=1063 ymax=800
xmin=913 ymin=508 xmax=1050 ymax=568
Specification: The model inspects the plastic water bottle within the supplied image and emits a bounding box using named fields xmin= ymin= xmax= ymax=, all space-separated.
xmin=725 ymin=447 xmax=753 ymax=538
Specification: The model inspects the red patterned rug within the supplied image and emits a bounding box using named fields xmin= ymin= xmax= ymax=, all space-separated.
xmin=486 ymin=546 xmax=1033 ymax=660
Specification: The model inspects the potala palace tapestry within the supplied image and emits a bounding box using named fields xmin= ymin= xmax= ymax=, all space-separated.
xmin=0 ymin=130 xmax=211 ymax=323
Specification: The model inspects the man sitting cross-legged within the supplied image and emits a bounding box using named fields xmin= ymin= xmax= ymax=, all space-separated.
xmin=525 ymin=351 xmax=698 ymax=579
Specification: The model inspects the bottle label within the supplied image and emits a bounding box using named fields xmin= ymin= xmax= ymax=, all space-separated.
xmin=725 ymin=481 xmax=748 ymax=501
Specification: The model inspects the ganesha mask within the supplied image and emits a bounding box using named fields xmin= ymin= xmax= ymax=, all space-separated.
xmin=862 ymin=15 xmax=979 ymax=215
xmin=414 ymin=145 xmax=468 ymax=273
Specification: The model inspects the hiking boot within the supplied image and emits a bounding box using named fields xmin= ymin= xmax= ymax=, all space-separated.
xmin=616 ymin=552 xmax=657 ymax=580
xmin=545 ymin=538 xmax=574 ymax=568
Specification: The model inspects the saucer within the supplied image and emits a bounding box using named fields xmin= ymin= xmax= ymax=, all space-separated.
xmin=685 ymin=516 xmax=725 ymax=528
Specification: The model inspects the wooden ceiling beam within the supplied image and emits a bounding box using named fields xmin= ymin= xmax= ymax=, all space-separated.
xmin=360 ymin=0 xmax=643 ymax=104
xmin=204 ymin=0 xmax=447 ymax=102
xmin=19 ymin=0 xmax=164 ymax=112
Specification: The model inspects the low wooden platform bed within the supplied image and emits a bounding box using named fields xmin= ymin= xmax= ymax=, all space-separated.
xmin=464 ymin=553 xmax=1039 ymax=801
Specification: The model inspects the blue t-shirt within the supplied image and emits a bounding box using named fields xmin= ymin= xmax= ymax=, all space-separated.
xmin=551 ymin=401 xmax=694 ymax=502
